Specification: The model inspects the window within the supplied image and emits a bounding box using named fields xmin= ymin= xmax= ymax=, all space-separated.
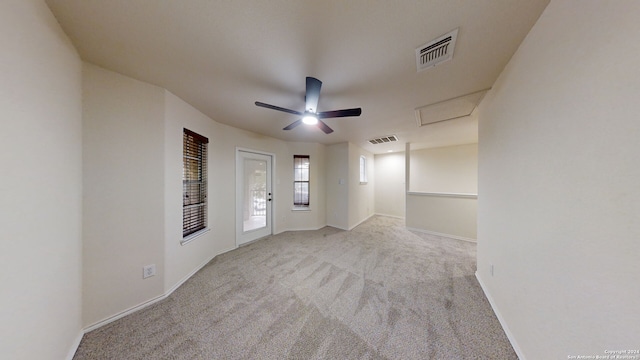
xmin=293 ymin=155 xmax=310 ymax=207
xmin=359 ymin=155 xmax=368 ymax=183
xmin=183 ymin=129 xmax=208 ymax=238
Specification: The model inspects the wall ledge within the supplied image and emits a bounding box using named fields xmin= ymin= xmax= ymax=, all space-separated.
xmin=407 ymin=191 xmax=477 ymax=199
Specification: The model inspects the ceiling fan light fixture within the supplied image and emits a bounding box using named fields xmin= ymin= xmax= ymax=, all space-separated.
xmin=302 ymin=114 xmax=318 ymax=125
xmin=255 ymin=77 xmax=361 ymax=134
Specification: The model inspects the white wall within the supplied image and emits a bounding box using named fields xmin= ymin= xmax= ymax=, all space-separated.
xmin=164 ymin=92 xmax=220 ymax=291
xmin=406 ymin=144 xmax=478 ymax=240
xmin=348 ymin=143 xmax=374 ymax=229
xmin=285 ymin=142 xmax=327 ymax=230
xmin=409 ymin=143 xmax=477 ymax=194
xmin=199 ymin=117 xmax=304 ymax=240
xmin=406 ymin=195 xmax=477 ymax=240
xmin=164 ymin=92 xmax=324 ymax=290
xmin=374 ymin=152 xmax=406 ymax=218
xmin=82 ymin=63 xmax=166 ymax=327
xmin=0 ymin=1 xmax=83 ymax=359
xmin=325 ymin=142 xmax=374 ymax=230
xmin=325 ymin=143 xmax=349 ymax=229
xmin=477 ymin=1 xmax=640 ymax=358
xmin=84 ymin=66 xmax=330 ymax=328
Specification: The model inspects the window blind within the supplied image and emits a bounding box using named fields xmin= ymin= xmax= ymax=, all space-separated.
xmin=183 ymin=129 xmax=208 ymax=237
xmin=293 ymin=155 xmax=310 ymax=206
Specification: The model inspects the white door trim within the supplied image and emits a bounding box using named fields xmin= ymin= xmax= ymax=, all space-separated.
xmin=235 ymin=148 xmax=276 ymax=247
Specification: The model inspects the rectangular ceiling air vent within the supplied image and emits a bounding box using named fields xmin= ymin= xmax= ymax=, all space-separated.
xmin=368 ymin=135 xmax=398 ymax=145
xmin=416 ymin=28 xmax=459 ymax=72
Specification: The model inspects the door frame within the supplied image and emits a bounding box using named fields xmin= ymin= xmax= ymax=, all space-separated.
xmin=235 ymin=147 xmax=276 ymax=247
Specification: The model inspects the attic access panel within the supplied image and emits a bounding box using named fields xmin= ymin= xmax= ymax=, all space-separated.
xmin=415 ymin=89 xmax=489 ymax=127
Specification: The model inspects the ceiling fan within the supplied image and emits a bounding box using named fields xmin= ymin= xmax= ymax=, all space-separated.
xmin=255 ymin=77 xmax=362 ymax=134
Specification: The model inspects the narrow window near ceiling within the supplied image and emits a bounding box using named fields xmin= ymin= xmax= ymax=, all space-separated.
xmin=293 ymin=155 xmax=310 ymax=207
xmin=360 ymin=155 xmax=368 ymax=184
xmin=183 ymin=129 xmax=208 ymax=239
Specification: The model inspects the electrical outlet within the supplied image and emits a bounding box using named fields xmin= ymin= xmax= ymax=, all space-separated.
xmin=143 ymin=264 xmax=156 ymax=279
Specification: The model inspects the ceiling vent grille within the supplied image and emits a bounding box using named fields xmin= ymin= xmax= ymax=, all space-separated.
xmin=368 ymin=135 xmax=398 ymax=145
xmin=416 ymin=28 xmax=459 ymax=72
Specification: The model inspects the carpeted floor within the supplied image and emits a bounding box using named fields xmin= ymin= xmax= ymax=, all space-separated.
xmin=73 ymin=216 xmax=516 ymax=359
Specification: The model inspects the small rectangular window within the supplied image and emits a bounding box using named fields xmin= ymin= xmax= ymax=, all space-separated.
xmin=183 ymin=129 xmax=208 ymax=238
xmin=293 ymin=155 xmax=310 ymax=207
xmin=359 ymin=155 xmax=368 ymax=183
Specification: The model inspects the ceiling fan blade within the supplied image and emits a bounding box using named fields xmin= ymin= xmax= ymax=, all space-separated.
xmin=305 ymin=77 xmax=322 ymax=112
xmin=316 ymin=119 xmax=334 ymax=134
xmin=283 ymin=119 xmax=303 ymax=130
xmin=255 ymin=101 xmax=303 ymax=116
xmin=318 ymin=108 xmax=362 ymax=119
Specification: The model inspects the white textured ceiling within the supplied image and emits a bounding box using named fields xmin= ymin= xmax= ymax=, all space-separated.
xmin=45 ymin=0 xmax=549 ymax=154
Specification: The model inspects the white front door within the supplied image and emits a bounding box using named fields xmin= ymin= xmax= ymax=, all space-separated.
xmin=236 ymin=150 xmax=272 ymax=246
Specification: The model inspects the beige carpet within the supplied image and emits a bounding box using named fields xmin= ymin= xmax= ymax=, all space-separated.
xmin=73 ymin=216 xmax=516 ymax=359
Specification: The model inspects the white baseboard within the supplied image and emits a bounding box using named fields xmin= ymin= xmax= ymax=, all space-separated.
xmin=374 ymin=213 xmax=405 ymax=220
xmin=83 ymin=252 xmax=217 ymax=333
xmin=83 ymin=292 xmax=168 ymax=333
xmin=406 ymin=227 xmax=476 ymax=243
xmin=325 ymin=222 xmax=347 ymax=230
xmin=66 ymin=330 xmax=84 ymax=360
xmin=280 ymin=225 xmax=326 ymax=232
xmin=165 ymin=253 xmax=218 ymax=295
xmin=348 ymin=213 xmax=375 ymax=230
xmin=475 ymin=271 xmax=525 ymax=360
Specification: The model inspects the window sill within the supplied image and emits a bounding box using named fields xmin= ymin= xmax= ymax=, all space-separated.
xmin=181 ymin=228 xmax=210 ymax=246
xmin=291 ymin=207 xmax=311 ymax=212
xmin=360 ymin=181 xmax=368 ymax=185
